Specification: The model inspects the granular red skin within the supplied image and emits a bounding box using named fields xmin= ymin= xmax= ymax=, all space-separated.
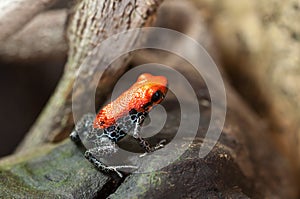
xmin=94 ymin=73 xmax=168 ymax=129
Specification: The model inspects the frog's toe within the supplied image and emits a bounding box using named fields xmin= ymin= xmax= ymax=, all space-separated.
xmin=107 ymin=165 xmax=138 ymax=177
xmin=159 ymin=139 xmax=167 ymax=145
xmin=154 ymin=139 xmax=166 ymax=150
xmin=70 ymin=131 xmax=81 ymax=143
xmin=139 ymin=152 xmax=148 ymax=158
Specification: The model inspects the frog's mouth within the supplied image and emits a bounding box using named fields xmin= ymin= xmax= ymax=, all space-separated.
xmin=142 ymin=101 xmax=153 ymax=111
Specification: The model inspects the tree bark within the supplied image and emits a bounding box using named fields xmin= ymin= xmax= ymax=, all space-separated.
xmin=17 ymin=0 xmax=164 ymax=152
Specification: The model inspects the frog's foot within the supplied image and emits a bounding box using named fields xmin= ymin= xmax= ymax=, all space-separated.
xmin=106 ymin=165 xmax=138 ymax=178
xmin=85 ymin=151 xmax=137 ymax=178
xmin=139 ymin=139 xmax=166 ymax=158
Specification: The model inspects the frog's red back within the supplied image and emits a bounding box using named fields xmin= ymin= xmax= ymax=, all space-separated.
xmin=94 ymin=73 xmax=168 ymax=129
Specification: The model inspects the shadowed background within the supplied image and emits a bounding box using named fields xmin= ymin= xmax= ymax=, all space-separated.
xmin=0 ymin=1 xmax=69 ymax=157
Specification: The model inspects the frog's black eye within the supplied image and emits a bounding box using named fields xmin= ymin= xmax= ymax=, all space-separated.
xmin=151 ymin=90 xmax=163 ymax=102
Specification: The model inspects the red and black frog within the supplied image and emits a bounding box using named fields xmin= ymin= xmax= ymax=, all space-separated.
xmin=70 ymin=73 xmax=168 ymax=177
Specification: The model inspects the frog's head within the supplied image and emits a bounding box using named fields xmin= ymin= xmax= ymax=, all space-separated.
xmin=134 ymin=73 xmax=168 ymax=111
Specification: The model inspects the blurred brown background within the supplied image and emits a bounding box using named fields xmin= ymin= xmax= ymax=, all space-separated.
xmin=0 ymin=1 xmax=69 ymax=157
xmin=0 ymin=56 xmax=64 ymax=157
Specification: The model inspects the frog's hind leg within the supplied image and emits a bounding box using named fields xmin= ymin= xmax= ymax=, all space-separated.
xmin=70 ymin=113 xmax=95 ymax=144
xmin=84 ymin=150 xmax=137 ymax=178
xmin=84 ymin=138 xmax=137 ymax=178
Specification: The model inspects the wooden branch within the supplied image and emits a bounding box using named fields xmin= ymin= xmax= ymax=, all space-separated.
xmin=0 ymin=0 xmax=58 ymax=43
xmin=0 ymin=9 xmax=67 ymax=63
xmin=17 ymin=0 xmax=164 ymax=152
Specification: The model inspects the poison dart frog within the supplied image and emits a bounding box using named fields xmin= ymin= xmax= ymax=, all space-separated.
xmin=70 ymin=73 xmax=168 ymax=177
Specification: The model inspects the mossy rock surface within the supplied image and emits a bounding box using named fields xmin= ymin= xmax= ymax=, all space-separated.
xmin=0 ymin=141 xmax=115 ymax=199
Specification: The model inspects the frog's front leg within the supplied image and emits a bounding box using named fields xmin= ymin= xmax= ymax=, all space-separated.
xmin=133 ymin=115 xmax=166 ymax=153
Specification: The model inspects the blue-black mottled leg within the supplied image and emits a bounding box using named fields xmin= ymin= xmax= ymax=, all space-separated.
xmin=84 ymin=137 xmax=137 ymax=178
xmin=85 ymin=151 xmax=138 ymax=178
xmin=70 ymin=113 xmax=95 ymax=144
xmin=133 ymin=116 xmax=166 ymax=153
xmin=84 ymin=150 xmax=122 ymax=178
xmin=70 ymin=114 xmax=136 ymax=177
